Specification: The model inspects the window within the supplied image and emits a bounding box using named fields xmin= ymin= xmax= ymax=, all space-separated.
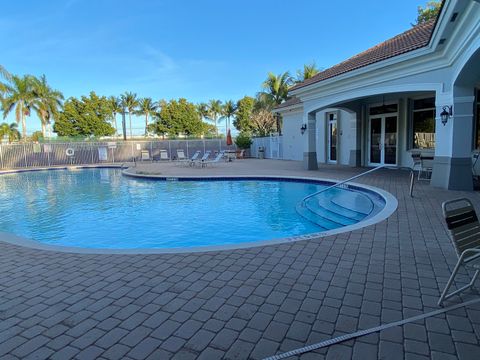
xmin=412 ymin=97 xmax=436 ymax=149
xmin=475 ymin=89 xmax=480 ymax=149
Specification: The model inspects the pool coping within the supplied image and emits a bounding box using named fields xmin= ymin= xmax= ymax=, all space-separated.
xmin=0 ymin=166 xmax=398 ymax=255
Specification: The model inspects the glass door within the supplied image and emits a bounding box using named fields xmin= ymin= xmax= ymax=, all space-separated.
xmin=369 ymin=117 xmax=382 ymax=164
xmin=328 ymin=117 xmax=337 ymax=163
xmin=369 ymin=115 xmax=397 ymax=165
xmin=384 ymin=116 xmax=397 ymax=165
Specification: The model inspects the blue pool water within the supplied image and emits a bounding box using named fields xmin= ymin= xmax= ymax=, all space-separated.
xmin=0 ymin=168 xmax=376 ymax=249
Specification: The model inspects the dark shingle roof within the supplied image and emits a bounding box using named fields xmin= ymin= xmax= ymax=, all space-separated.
xmin=273 ymin=96 xmax=302 ymax=111
xmin=291 ymin=19 xmax=437 ymax=91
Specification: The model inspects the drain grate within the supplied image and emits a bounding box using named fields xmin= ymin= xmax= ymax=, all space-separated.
xmin=263 ymin=297 xmax=480 ymax=360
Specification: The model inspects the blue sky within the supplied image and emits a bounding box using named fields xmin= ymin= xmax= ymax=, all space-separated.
xmin=1 ymin=0 xmax=427 ymax=134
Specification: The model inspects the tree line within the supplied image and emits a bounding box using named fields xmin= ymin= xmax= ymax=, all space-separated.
xmin=0 ymin=63 xmax=320 ymax=142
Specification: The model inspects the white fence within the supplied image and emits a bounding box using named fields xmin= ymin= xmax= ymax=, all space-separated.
xmin=0 ymin=140 xmax=234 ymax=169
xmin=250 ymin=136 xmax=283 ymax=159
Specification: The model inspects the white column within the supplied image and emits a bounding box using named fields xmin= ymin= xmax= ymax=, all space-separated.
xmin=303 ymin=112 xmax=318 ymax=170
xmin=431 ymin=91 xmax=474 ymax=190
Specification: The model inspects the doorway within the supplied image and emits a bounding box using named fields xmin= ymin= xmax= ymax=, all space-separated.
xmin=368 ymin=114 xmax=397 ymax=166
xmin=327 ymin=113 xmax=337 ymax=163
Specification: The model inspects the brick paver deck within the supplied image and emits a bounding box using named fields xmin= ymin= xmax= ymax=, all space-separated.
xmin=1 ymin=159 xmax=479 ymax=359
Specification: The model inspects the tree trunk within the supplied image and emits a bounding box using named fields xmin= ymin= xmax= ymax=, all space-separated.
xmin=41 ymin=120 xmax=46 ymax=138
xmin=113 ymin=114 xmax=118 ymax=134
xmin=129 ymin=113 xmax=132 ymax=139
xmin=145 ymin=114 xmax=148 ymax=136
xmin=20 ymin=103 xmax=26 ymax=140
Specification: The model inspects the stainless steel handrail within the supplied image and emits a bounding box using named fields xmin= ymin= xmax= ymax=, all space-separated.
xmin=301 ymin=165 xmax=385 ymax=206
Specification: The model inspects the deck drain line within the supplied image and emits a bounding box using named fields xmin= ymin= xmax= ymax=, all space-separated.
xmin=263 ymin=297 xmax=480 ymax=360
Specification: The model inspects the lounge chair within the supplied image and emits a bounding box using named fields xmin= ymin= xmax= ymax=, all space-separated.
xmin=176 ymin=150 xmax=200 ymax=166
xmin=140 ymin=150 xmax=151 ymax=162
xmin=193 ymin=151 xmax=211 ymax=167
xmin=202 ymin=150 xmax=225 ymax=167
xmin=438 ymin=198 xmax=480 ymax=306
xmin=176 ymin=149 xmax=187 ymax=161
xmin=159 ymin=149 xmax=170 ymax=161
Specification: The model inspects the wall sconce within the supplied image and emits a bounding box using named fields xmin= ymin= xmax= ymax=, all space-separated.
xmin=440 ymin=105 xmax=453 ymax=126
xmin=300 ymin=123 xmax=307 ymax=135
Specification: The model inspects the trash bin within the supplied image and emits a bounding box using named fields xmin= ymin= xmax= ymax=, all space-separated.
xmin=258 ymin=146 xmax=265 ymax=159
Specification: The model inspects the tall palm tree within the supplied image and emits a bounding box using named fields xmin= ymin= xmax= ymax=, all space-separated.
xmin=0 ymin=65 xmax=12 ymax=94
xmin=296 ymin=62 xmax=319 ymax=83
xmin=32 ymin=75 xmax=64 ymax=138
xmin=257 ymin=72 xmax=293 ymax=134
xmin=137 ymin=98 xmax=158 ymax=136
xmin=0 ymin=122 xmax=20 ymax=142
xmin=222 ymin=100 xmax=237 ymax=135
xmin=120 ymin=92 xmax=139 ymax=139
xmin=108 ymin=96 xmax=122 ymax=134
xmin=207 ymin=99 xmax=223 ymax=137
xmin=1 ymin=74 xmax=36 ymax=139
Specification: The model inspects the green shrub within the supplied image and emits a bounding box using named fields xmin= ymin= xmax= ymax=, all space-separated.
xmin=235 ymin=132 xmax=252 ymax=149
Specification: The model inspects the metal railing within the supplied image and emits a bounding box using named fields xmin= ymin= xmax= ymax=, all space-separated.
xmin=301 ymin=165 xmax=385 ymax=206
xmin=0 ymin=140 xmax=235 ymax=170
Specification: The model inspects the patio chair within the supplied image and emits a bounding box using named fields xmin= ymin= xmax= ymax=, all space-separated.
xmin=176 ymin=149 xmax=187 ymax=161
xmin=140 ymin=150 xmax=151 ymax=162
xmin=202 ymin=150 xmax=226 ymax=168
xmin=438 ymin=198 xmax=480 ymax=306
xmin=411 ymin=151 xmax=433 ymax=181
xmin=193 ymin=150 xmax=211 ymax=167
xmin=176 ymin=150 xmax=200 ymax=166
xmin=159 ymin=149 xmax=170 ymax=161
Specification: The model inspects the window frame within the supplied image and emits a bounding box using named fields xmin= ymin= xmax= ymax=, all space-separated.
xmin=409 ymin=96 xmax=436 ymax=151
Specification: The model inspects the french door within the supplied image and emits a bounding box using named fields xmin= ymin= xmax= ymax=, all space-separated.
xmin=368 ymin=115 xmax=397 ymax=165
xmin=327 ymin=118 xmax=337 ymax=163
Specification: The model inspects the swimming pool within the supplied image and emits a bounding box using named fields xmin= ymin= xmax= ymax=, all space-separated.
xmin=0 ymin=168 xmax=394 ymax=252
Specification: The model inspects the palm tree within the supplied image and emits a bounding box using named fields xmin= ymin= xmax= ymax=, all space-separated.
xmin=1 ymin=74 xmax=36 ymax=139
xmin=108 ymin=96 xmax=122 ymax=134
xmin=296 ymin=62 xmax=319 ymax=83
xmin=0 ymin=122 xmax=20 ymax=142
xmin=207 ymin=99 xmax=223 ymax=137
xmin=32 ymin=75 xmax=64 ymax=138
xmin=0 ymin=65 xmax=12 ymax=94
xmin=120 ymin=92 xmax=139 ymax=139
xmin=222 ymin=100 xmax=237 ymax=135
xmin=137 ymin=98 xmax=158 ymax=136
xmin=257 ymin=72 xmax=293 ymax=134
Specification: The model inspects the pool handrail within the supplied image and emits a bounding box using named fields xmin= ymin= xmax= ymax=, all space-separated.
xmin=301 ymin=165 xmax=386 ymax=206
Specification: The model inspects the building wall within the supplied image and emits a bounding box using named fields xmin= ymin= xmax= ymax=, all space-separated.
xmin=281 ymin=110 xmax=303 ymax=161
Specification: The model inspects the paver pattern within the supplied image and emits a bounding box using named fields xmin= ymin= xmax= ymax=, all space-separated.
xmin=1 ymin=159 xmax=479 ymax=359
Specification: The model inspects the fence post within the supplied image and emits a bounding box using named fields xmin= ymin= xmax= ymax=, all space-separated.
xmin=46 ymin=144 xmax=50 ymax=167
xmin=186 ymin=140 xmax=189 ymax=157
xmin=131 ymin=142 xmax=134 ymax=162
xmin=0 ymin=144 xmax=3 ymax=169
xmin=150 ymin=141 xmax=153 ymax=157
xmin=203 ymin=139 xmax=206 ymax=154
xmin=23 ymin=143 xmax=28 ymax=168
xmin=168 ymin=140 xmax=171 ymax=157
xmin=91 ymin=143 xmax=95 ymax=164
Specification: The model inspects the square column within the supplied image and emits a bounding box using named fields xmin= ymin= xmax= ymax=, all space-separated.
xmin=431 ymin=93 xmax=474 ymax=190
xmin=303 ymin=112 xmax=318 ymax=170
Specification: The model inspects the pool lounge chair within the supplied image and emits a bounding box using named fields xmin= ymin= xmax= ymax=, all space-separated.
xmin=438 ymin=198 xmax=480 ymax=306
xmin=201 ymin=150 xmax=226 ymax=168
xmin=193 ymin=151 xmax=211 ymax=167
xmin=159 ymin=149 xmax=170 ymax=161
xmin=176 ymin=149 xmax=187 ymax=161
xmin=176 ymin=150 xmax=200 ymax=166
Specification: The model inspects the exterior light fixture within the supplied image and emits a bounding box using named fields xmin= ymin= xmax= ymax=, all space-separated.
xmin=300 ymin=123 xmax=307 ymax=135
xmin=440 ymin=105 xmax=453 ymax=126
